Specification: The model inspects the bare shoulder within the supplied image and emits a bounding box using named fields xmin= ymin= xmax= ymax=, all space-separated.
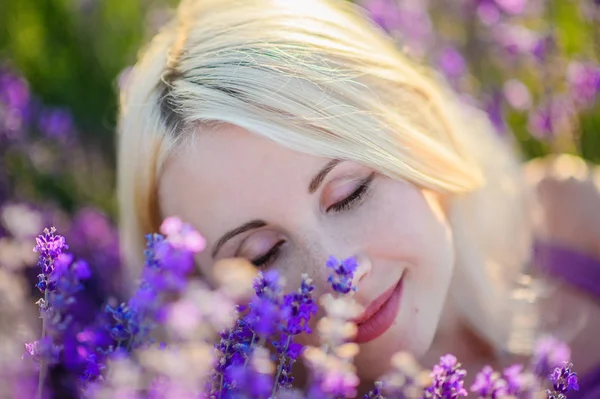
xmin=523 ymin=154 xmax=600 ymax=261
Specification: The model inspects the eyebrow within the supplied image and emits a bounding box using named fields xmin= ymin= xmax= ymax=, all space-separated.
xmin=211 ymin=159 xmax=343 ymax=258
xmin=308 ymin=159 xmax=342 ymax=194
xmin=211 ymin=219 xmax=267 ymax=258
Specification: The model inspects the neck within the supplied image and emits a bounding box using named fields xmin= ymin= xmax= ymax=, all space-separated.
xmin=420 ymin=296 xmax=503 ymax=387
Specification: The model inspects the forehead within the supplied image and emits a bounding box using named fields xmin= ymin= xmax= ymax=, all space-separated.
xmin=158 ymin=124 xmax=325 ymax=239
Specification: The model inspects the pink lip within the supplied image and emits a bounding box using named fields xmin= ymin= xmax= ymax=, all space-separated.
xmin=354 ymin=275 xmax=404 ymax=344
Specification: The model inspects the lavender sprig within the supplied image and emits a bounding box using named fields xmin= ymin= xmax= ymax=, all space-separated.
xmin=214 ymin=270 xmax=318 ymax=399
xmin=28 ymin=227 xmax=91 ymax=399
xmin=105 ymin=217 xmax=205 ymax=353
xmin=76 ymin=217 xmax=206 ymax=394
xmin=273 ymin=274 xmax=317 ymax=394
xmin=423 ymin=355 xmax=468 ymax=399
xmin=326 ymin=256 xmax=358 ymax=295
xmin=546 ymin=362 xmax=579 ymax=399
xmin=303 ymin=256 xmax=363 ymax=398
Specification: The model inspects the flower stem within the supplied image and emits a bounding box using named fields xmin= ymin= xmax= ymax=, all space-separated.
xmin=244 ymin=334 xmax=256 ymax=367
xmin=272 ymin=335 xmax=292 ymax=398
xmin=218 ymin=341 xmax=231 ymax=399
xmin=37 ymin=290 xmax=49 ymax=399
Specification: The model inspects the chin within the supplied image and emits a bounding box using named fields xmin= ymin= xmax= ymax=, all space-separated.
xmin=353 ymin=307 xmax=439 ymax=382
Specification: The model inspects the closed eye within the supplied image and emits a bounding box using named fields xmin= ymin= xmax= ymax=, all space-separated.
xmin=326 ymin=172 xmax=375 ymax=213
xmin=250 ymin=239 xmax=285 ymax=269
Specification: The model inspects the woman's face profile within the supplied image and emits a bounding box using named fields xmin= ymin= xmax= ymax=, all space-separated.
xmin=158 ymin=124 xmax=455 ymax=379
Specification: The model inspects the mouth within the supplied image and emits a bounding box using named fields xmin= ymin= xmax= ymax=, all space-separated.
xmin=353 ymin=274 xmax=404 ymax=344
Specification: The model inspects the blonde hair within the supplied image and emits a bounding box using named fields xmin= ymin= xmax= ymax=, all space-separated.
xmin=117 ymin=0 xmax=532 ymax=353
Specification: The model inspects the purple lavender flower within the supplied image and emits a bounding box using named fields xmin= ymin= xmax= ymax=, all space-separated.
xmin=253 ymin=269 xmax=283 ymax=300
xmin=273 ymin=334 xmax=303 ymax=389
xmin=546 ymin=362 xmax=578 ymax=398
xmin=73 ymin=218 xmax=205 ymax=393
xmin=211 ymin=271 xmax=284 ymax=397
xmin=247 ymin=296 xmax=281 ymax=338
xmin=424 ymin=354 xmax=468 ymax=399
xmin=210 ymin=317 xmax=254 ymax=396
xmin=31 ymin=228 xmax=90 ymax=337
xmin=470 ymin=366 xmax=505 ymax=398
xmin=281 ymin=274 xmax=318 ymax=336
xmin=25 ymin=227 xmax=95 ymax=399
xmin=274 ymin=274 xmax=317 ymax=391
xmin=106 ymin=227 xmax=200 ymax=350
xmin=23 ymin=337 xmax=61 ymax=366
xmin=246 ymin=270 xmax=284 ymax=339
xmin=34 ymin=227 xmax=68 ymax=282
xmin=326 ymin=255 xmax=358 ymax=294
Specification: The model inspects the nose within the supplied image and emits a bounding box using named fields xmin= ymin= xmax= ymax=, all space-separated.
xmin=351 ymin=253 xmax=372 ymax=292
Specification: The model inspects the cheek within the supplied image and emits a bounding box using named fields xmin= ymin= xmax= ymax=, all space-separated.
xmin=360 ymin=180 xmax=453 ymax=267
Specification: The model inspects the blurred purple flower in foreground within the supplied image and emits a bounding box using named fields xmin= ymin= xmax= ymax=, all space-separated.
xmin=326 ymin=255 xmax=358 ymax=294
xmin=425 ymin=354 xmax=468 ymax=399
xmin=470 ymin=366 xmax=505 ymax=398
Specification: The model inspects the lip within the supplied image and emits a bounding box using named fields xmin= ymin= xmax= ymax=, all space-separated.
xmin=354 ymin=275 xmax=404 ymax=344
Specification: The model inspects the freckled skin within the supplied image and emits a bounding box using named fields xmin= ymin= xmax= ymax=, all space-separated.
xmin=159 ymin=124 xmax=455 ymax=380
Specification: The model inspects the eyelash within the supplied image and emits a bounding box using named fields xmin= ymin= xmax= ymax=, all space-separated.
xmin=326 ymin=172 xmax=375 ymax=213
xmin=251 ymin=239 xmax=285 ymax=268
xmin=250 ymin=173 xmax=375 ymax=268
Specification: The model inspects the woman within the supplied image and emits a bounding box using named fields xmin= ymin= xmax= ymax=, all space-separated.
xmin=116 ymin=0 xmax=600 ymax=396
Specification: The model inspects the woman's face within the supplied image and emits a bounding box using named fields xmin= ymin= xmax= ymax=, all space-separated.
xmin=159 ymin=124 xmax=455 ymax=379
